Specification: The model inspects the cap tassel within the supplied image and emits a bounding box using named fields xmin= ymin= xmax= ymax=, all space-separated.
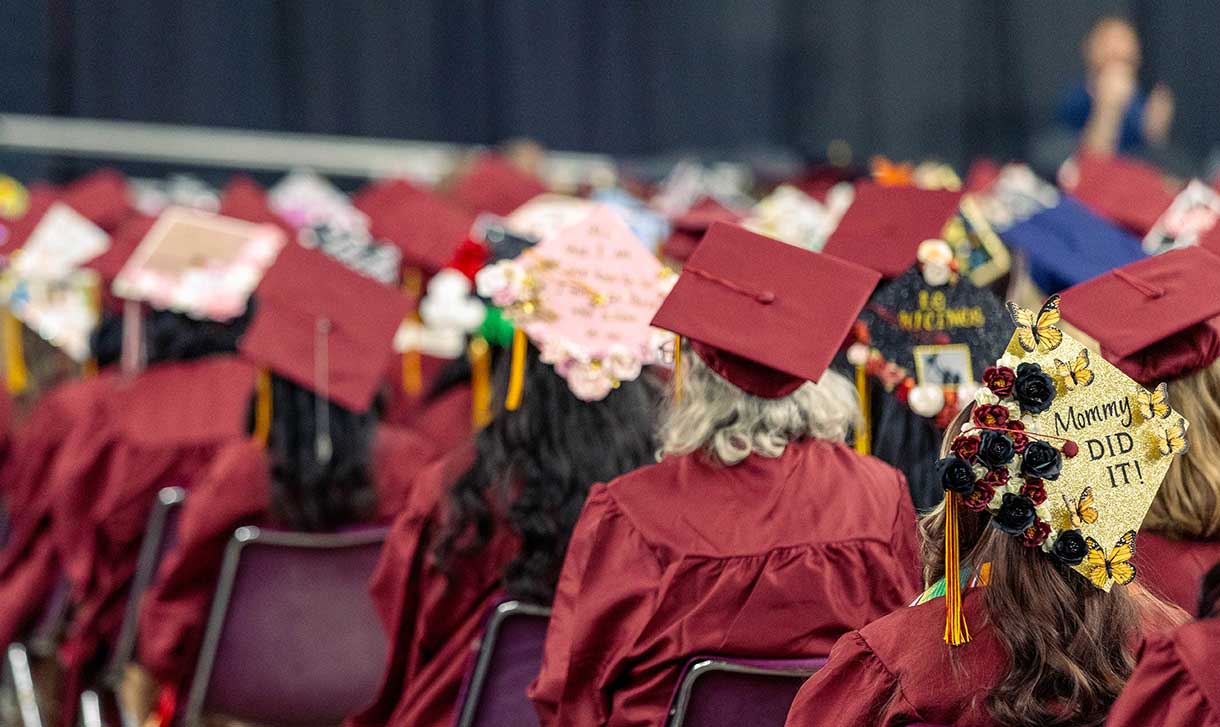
xmin=854 ymin=364 xmax=870 ymax=455
xmin=120 ymin=299 xmax=146 ymax=379
xmin=943 ymin=491 xmax=971 ymax=646
xmin=252 ymin=368 xmax=272 ymax=446
xmin=2 ymin=308 xmax=28 ymax=395
xmin=505 ymin=327 xmax=526 ymax=411
xmin=314 ymin=319 xmax=333 ymax=464
xmin=401 ymin=268 xmax=423 ymax=395
xmin=672 ymin=334 xmax=683 ymax=405
xmin=82 ymin=276 xmax=101 ymax=378
xmin=468 ymin=336 xmax=493 ymax=429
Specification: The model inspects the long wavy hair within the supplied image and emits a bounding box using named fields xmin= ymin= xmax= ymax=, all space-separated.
xmin=1142 ymin=359 xmax=1220 ymax=539
xmin=658 ymin=350 xmax=858 ymax=465
xmin=920 ymin=406 xmax=1186 ymax=727
xmin=262 ymin=374 xmax=378 ymax=532
xmin=432 ymin=345 xmax=658 ymax=604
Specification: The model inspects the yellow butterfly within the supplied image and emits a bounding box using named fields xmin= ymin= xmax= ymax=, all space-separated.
xmin=1156 ymin=417 xmax=1189 ymax=457
xmin=1053 ymin=349 xmax=1094 ymax=390
xmin=1083 ymin=530 xmax=1137 ymax=588
xmin=1007 ymin=295 xmax=1063 ymax=353
xmin=1136 ymin=382 xmax=1171 ymax=420
xmin=1062 ymin=486 xmax=1099 ymax=528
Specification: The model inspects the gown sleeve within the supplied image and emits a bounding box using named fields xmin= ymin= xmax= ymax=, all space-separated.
xmin=1106 ymin=631 xmax=1220 ymax=727
xmin=784 ymin=631 xmax=917 ymax=727
xmin=528 ymin=484 xmax=666 ymax=727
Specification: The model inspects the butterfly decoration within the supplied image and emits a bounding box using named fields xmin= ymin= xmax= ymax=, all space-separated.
xmin=1007 ymin=294 xmax=1063 ymax=354
xmin=1155 ymin=417 xmax=1189 ymax=458
xmin=1137 ymin=382 xmax=1172 ymax=421
xmin=1082 ymin=530 xmax=1137 ymax=588
xmin=1062 ymin=487 xmax=1099 ymax=529
xmin=1053 ymin=348 xmax=1094 ymax=390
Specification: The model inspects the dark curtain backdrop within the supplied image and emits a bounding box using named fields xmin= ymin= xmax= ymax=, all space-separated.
xmin=3 ymin=1 xmax=1220 ymax=171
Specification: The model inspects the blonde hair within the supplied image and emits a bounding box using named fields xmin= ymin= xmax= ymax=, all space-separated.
xmin=658 ymin=351 xmax=859 ymax=465
xmin=1143 ymin=359 xmax=1220 ymax=539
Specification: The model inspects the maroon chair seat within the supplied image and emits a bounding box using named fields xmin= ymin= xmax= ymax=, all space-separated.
xmin=454 ymin=600 xmax=551 ymax=727
xmin=181 ymin=525 xmax=389 ymax=727
xmin=666 ymin=656 xmax=827 ymax=727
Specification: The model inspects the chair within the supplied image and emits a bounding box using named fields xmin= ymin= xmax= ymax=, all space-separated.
xmin=453 ymin=600 xmax=551 ymax=727
xmin=181 ymin=525 xmax=389 ymax=727
xmin=666 ymin=656 xmax=827 ymax=727
xmin=3 ymin=576 xmax=71 ymax=727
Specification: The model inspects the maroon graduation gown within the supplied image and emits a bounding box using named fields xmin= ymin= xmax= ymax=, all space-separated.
xmin=136 ymin=425 xmax=436 ymax=687
xmin=346 ymin=444 xmax=521 ymax=727
xmin=1107 ymin=618 xmax=1220 ymax=727
xmin=1136 ymin=531 xmax=1220 ymax=615
xmin=529 ymin=438 xmax=922 ymax=727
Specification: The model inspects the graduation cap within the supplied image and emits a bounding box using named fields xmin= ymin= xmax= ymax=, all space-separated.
xmin=477 ymin=205 xmax=675 ymax=403
xmin=503 ymin=194 xmax=597 ymax=242
xmin=1141 ymin=180 xmax=1220 ymax=255
xmin=660 ymin=196 xmax=742 ymax=264
xmin=2 ymin=169 xmax=132 ymax=254
xmin=449 ymin=153 xmax=548 ymax=217
xmin=653 ymin=221 xmax=879 ymax=398
xmin=1060 ymin=247 xmax=1220 ymax=385
xmin=822 ymin=183 xmax=963 ymax=279
xmin=218 ymin=176 xmax=295 ymax=238
xmin=998 ymin=196 xmax=1145 ymax=294
xmin=362 ymin=185 xmax=478 ymax=278
xmin=1060 ymin=152 xmax=1181 ymax=236
xmin=933 ymin=294 xmax=1192 ymax=646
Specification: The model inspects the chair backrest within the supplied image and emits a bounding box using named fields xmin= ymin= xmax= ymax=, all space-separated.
xmin=182 ymin=525 xmax=389 ymax=727
xmin=666 ymin=656 xmax=827 ymax=727
xmin=105 ymin=486 xmax=186 ymax=684
xmin=454 ymin=600 xmax=551 ymax=727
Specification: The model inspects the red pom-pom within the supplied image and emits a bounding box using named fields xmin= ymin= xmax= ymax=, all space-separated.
xmin=895 ymin=378 xmax=914 ymax=403
xmin=1062 ymin=441 xmax=1079 ymax=458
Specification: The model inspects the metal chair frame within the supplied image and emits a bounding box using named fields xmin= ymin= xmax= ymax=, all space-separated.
xmin=666 ymin=657 xmax=825 ymax=727
xmin=453 ymin=600 xmax=551 ymax=727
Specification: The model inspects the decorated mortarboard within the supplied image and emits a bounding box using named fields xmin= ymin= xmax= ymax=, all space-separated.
xmin=822 ymin=183 xmax=963 ymax=279
xmin=300 ymin=224 xmax=401 ymax=286
xmin=503 ymin=194 xmax=598 ymax=242
xmin=10 ymin=203 xmax=111 ymax=281
xmin=650 ymin=160 xmax=754 ymax=217
xmin=449 ymin=153 xmax=548 ymax=217
xmin=1060 ymin=247 xmax=1220 ymax=385
xmin=268 ymin=169 xmax=367 ymax=232
xmin=844 ymin=239 xmax=1010 ymax=431
xmin=1060 ymin=152 xmax=1181 ymax=237
xmin=590 ymin=187 xmax=669 ymax=254
xmin=476 ymin=205 xmax=675 ymax=403
xmin=130 ymin=174 xmax=220 ymax=216
xmin=1 ymin=170 xmax=132 ymax=254
xmin=112 ymin=207 xmax=286 ymax=322
xmin=660 ymin=196 xmax=743 ymax=264
xmin=742 ymin=183 xmax=852 ymax=252
xmin=932 ymin=293 xmax=1191 ymax=645
xmin=870 ymin=156 xmax=962 ymax=192
xmin=653 ymin=221 xmax=879 ymax=398
xmin=941 ymin=195 xmax=1012 ymax=288
xmin=1141 ymin=180 xmax=1220 ymax=256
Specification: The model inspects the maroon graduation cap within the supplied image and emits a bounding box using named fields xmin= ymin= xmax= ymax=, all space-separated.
xmin=1062 ymin=151 xmax=1182 ymax=236
xmin=448 ymin=153 xmax=548 ymax=217
xmin=660 ymin=196 xmax=743 ymax=264
xmin=822 ymin=183 xmax=962 ymax=279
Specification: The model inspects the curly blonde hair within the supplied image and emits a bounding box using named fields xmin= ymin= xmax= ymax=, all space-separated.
xmin=658 ymin=350 xmax=859 ymax=465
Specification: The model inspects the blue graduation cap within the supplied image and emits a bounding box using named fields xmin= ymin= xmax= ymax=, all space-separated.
xmin=1000 ymin=196 xmax=1145 ymax=294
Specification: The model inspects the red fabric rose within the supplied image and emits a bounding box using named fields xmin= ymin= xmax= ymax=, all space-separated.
xmin=962 ymin=480 xmax=996 ymax=512
xmin=982 ymin=468 xmax=1010 ymax=488
xmin=951 ymin=435 xmax=980 ymax=461
xmin=1022 ymin=520 xmax=1051 ymax=547
xmin=1020 ymin=478 xmax=1047 ymax=505
xmin=972 ymin=404 xmax=1010 ymax=428
xmin=983 ymin=366 xmax=1016 ymax=398
xmin=1007 ymin=420 xmax=1029 ymax=453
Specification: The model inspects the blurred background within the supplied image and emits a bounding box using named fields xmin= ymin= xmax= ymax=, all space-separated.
xmin=3 ymin=0 xmax=1219 ymax=179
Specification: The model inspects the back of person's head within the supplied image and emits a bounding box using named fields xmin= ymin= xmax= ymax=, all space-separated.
xmin=144 ymin=305 xmax=253 ymax=364
xmin=658 ymin=348 xmax=858 ymax=466
xmin=1143 ymin=359 xmax=1220 ymax=539
xmin=434 ymin=344 xmax=658 ymax=604
xmin=263 ymin=374 xmax=377 ymax=532
xmin=920 ymin=406 xmax=1186 ymax=727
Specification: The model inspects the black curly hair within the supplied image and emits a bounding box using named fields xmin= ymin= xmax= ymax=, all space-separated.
xmin=89 ymin=303 xmax=254 ymax=367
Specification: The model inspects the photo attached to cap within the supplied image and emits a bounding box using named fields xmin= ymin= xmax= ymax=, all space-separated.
xmin=913 ymin=343 xmax=974 ymax=386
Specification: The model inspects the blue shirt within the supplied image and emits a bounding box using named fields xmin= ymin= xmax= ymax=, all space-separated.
xmin=1058 ymin=83 xmax=1148 ymax=154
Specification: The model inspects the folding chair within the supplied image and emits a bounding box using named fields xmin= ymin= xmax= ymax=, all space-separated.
xmin=3 ymin=576 xmax=71 ymax=727
xmin=666 ymin=656 xmax=827 ymax=727
xmin=180 ymin=526 xmax=389 ymax=727
xmin=453 ymin=600 xmax=551 ymax=727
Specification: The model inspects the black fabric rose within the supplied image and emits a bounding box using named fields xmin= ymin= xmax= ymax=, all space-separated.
xmin=976 ymin=430 xmax=1016 ymax=469
xmin=993 ymin=493 xmax=1037 ymax=535
xmin=1014 ymin=362 xmax=1056 ymax=414
xmin=1051 ymin=529 xmax=1088 ymax=566
xmin=1020 ymin=440 xmax=1064 ymax=481
xmin=936 ymin=455 xmax=977 ymax=495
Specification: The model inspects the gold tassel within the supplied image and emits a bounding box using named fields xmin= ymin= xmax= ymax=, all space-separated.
xmin=401 ymin=268 xmax=423 ymax=395
xmin=943 ymin=492 xmax=970 ymax=645
xmin=82 ymin=276 xmax=101 ymax=378
xmin=854 ymin=364 xmax=870 ymax=455
xmin=672 ymin=334 xmax=683 ymax=405
xmin=468 ymin=336 xmax=492 ymax=429
xmin=3 ymin=308 xmax=28 ymax=395
xmin=505 ymin=328 xmax=526 ymax=411
xmin=252 ymin=369 xmax=272 ymax=446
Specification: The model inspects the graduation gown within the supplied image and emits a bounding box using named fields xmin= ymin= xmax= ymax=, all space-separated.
xmin=529 ymin=438 xmax=922 ymax=727
xmin=346 ymin=444 xmax=521 ymax=727
xmin=1136 ymin=531 xmax=1220 ymax=615
xmin=1106 ymin=618 xmax=1220 ymax=727
xmin=137 ymin=426 xmax=436 ymax=686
